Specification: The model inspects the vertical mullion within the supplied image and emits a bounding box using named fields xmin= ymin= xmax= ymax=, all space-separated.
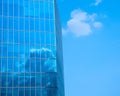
xmin=28 ymin=1 xmax=31 ymax=96
xmin=49 ymin=1 xmax=51 ymax=47
xmin=12 ymin=0 xmax=14 ymax=96
xmin=33 ymin=1 xmax=36 ymax=96
xmin=18 ymin=0 xmax=20 ymax=95
xmin=48 ymin=1 xmax=51 ymax=95
xmin=43 ymin=0 xmax=46 ymax=94
xmin=23 ymin=0 xmax=25 ymax=96
xmin=0 ymin=0 xmax=3 ymax=95
xmin=6 ymin=0 xmax=9 ymax=95
xmin=39 ymin=1 xmax=42 ymax=96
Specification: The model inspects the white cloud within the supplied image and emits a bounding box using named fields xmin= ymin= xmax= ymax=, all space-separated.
xmin=94 ymin=0 xmax=102 ymax=6
xmin=62 ymin=9 xmax=102 ymax=37
xmin=93 ymin=22 xmax=102 ymax=28
xmin=62 ymin=28 xmax=68 ymax=35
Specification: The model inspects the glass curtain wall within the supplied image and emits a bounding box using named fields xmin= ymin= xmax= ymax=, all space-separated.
xmin=0 ymin=0 xmax=65 ymax=96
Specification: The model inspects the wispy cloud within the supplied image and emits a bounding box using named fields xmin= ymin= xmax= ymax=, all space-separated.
xmin=94 ymin=0 xmax=102 ymax=6
xmin=93 ymin=22 xmax=102 ymax=28
xmin=62 ymin=9 xmax=102 ymax=37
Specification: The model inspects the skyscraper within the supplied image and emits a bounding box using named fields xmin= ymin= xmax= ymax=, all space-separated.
xmin=0 ymin=0 xmax=64 ymax=96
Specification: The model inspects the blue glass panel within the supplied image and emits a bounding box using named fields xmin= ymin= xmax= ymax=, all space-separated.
xmin=30 ymin=32 xmax=35 ymax=45
xmin=19 ymin=45 xmax=25 ymax=55
xmin=14 ymin=44 xmax=19 ymax=57
xmin=7 ymin=88 xmax=12 ymax=96
xmin=13 ymin=88 xmax=18 ymax=96
xmin=19 ymin=73 xmax=25 ymax=87
xmin=42 ymin=74 xmax=47 ymax=87
xmin=14 ymin=17 xmax=19 ymax=30
xmin=35 ymin=73 xmax=41 ymax=86
xmin=47 ymin=73 xmax=57 ymax=87
xmin=36 ymin=59 xmax=41 ymax=72
xmin=34 ymin=1 xmax=39 ymax=8
xmin=13 ymin=58 xmax=19 ymax=72
xmin=8 ymin=30 xmax=14 ymax=43
xmin=45 ymin=59 xmax=57 ymax=72
xmin=0 ymin=2 xmax=2 ymax=15
xmin=8 ymin=4 xmax=14 ymax=16
xmin=40 ymin=20 xmax=45 ymax=31
xmin=0 ymin=30 xmax=2 ymax=42
xmin=0 ymin=73 xmax=1 ymax=86
xmin=41 ymin=55 xmax=57 ymax=72
xmin=2 ymin=0 xmax=8 ymax=4
xmin=25 ymin=47 xmax=30 ymax=57
xmin=24 ymin=73 xmax=31 ymax=87
xmin=24 ymin=32 xmax=29 ymax=44
xmin=34 ymin=5 xmax=40 ymax=17
xmin=45 ymin=20 xmax=50 ymax=32
xmin=24 ymin=7 xmax=29 ymax=16
xmin=30 ymin=19 xmax=34 ymax=30
xmin=19 ymin=31 xmax=25 ymax=44
xmin=34 ymin=19 xmax=40 ymax=31
xmin=49 ymin=2 xmax=55 ymax=19
xmin=29 ymin=48 xmax=40 ymax=58
xmin=44 ymin=1 xmax=49 ymax=18
xmin=29 ymin=1 xmax=34 ymax=17
xmin=35 ymin=32 xmax=41 ymax=45
xmin=19 ymin=88 xmax=24 ymax=96
xmin=25 ymin=58 xmax=31 ymax=72
xmin=1 ymin=59 xmax=7 ymax=72
xmin=31 ymin=73 xmax=35 ymax=86
xmin=36 ymin=88 xmax=41 ymax=96
xmin=24 ymin=0 xmax=28 ymax=7
xmin=25 ymin=18 xmax=30 ymax=30
xmin=11 ymin=2 xmax=19 ymax=16
xmin=1 ymin=88 xmax=7 ymax=96
xmin=3 ymin=17 xmax=8 ymax=29
xmin=3 ymin=3 xmax=8 ymax=16
xmin=51 ymin=33 xmax=56 ymax=44
xmin=19 ymin=6 xmax=24 ymax=17
xmin=9 ymin=17 xmax=14 ymax=29
xmin=3 ymin=30 xmax=8 ymax=42
xmin=31 ymin=88 xmax=35 ymax=96
xmin=30 ymin=59 xmax=36 ymax=72
xmin=40 ymin=32 xmax=45 ymax=45
xmin=25 ymin=88 xmax=30 ymax=96
xmin=29 ymin=1 xmax=34 ymax=8
xmin=13 ymin=74 xmax=19 ymax=87
xmin=19 ymin=18 xmax=24 ymax=30
xmin=0 ymin=17 xmax=2 ymax=29
xmin=13 ymin=31 xmax=19 ymax=43
xmin=8 ymin=44 xmax=14 ymax=57
xmin=42 ymin=73 xmax=57 ymax=87
xmin=50 ymin=20 xmax=55 ymax=32
xmin=1 ymin=45 xmax=7 ymax=57
xmin=19 ymin=58 xmax=26 ymax=72
xmin=42 ymin=88 xmax=47 ymax=96
xmin=35 ymin=8 xmax=40 ymax=17
xmin=8 ymin=74 xmax=13 ymax=87
xmin=47 ymin=88 xmax=57 ymax=96
xmin=7 ymin=58 xmax=14 ymax=72
xmin=50 ymin=46 xmax=56 ymax=58
xmin=46 ymin=32 xmax=51 ymax=44
xmin=40 ymin=1 xmax=44 ymax=18
xmin=0 ymin=59 xmax=2 ymax=72
xmin=2 ymin=73 xmax=7 ymax=87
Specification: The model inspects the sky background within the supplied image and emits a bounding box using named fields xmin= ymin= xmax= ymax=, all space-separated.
xmin=56 ymin=0 xmax=120 ymax=96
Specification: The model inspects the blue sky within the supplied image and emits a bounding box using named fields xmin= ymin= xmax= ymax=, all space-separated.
xmin=56 ymin=0 xmax=120 ymax=96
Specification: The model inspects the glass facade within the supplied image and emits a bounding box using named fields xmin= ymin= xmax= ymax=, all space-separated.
xmin=0 ymin=0 xmax=64 ymax=96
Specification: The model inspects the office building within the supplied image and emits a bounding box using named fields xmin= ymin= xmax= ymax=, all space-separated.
xmin=0 ymin=0 xmax=64 ymax=96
